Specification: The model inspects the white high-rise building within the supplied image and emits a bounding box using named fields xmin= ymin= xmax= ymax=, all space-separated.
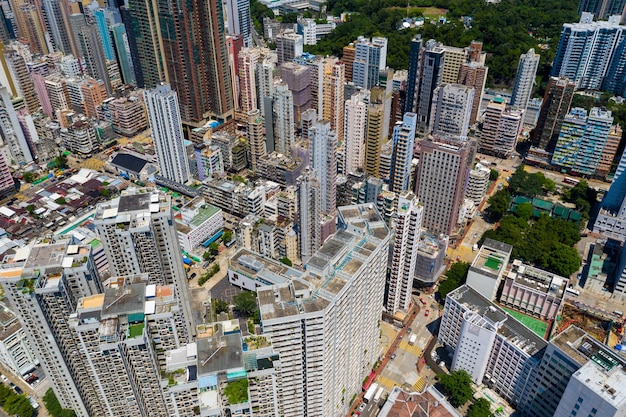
xmin=389 ymin=112 xmax=417 ymax=193
xmin=256 ymin=58 xmax=275 ymax=116
xmin=386 ymin=192 xmax=423 ymax=313
xmin=225 ymin=0 xmax=252 ymax=47
xmin=238 ymin=47 xmax=259 ymax=113
xmin=511 ymin=49 xmax=540 ymax=112
xmin=343 ymin=90 xmax=369 ymax=174
xmin=144 ymin=84 xmax=190 ymax=185
xmin=429 ymin=83 xmax=474 ymax=138
xmin=94 ymin=188 xmax=195 ymax=341
xmin=0 ymin=85 xmax=32 ymax=164
xmin=310 ymin=120 xmax=337 ymax=214
xmin=273 ymin=81 xmax=294 ymax=154
xmin=257 ymin=203 xmax=390 ymax=417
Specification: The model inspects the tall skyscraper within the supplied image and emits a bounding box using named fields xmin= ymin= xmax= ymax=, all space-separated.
xmin=158 ymin=0 xmax=233 ymax=124
xmin=364 ymin=88 xmax=385 ymax=177
xmin=0 ymin=85 xmax=32 ymax=164
xmin=578 ymin=0 xmax=626 ymax=24
xmin=225 ymin=0 xmax=252 ymax=47
xmin=416 ymin=40 xmax=444 ymax=132
xmin=441 ymin=46 xmax=467 ymax=84
xmin=42 ymin=0 xmax=73 ymax=54
xmin=110 ymin=23 xmax=136 ymax=85
xmin=533 ymin=76 xmax=576 ymax=151
xmin=247 ymin=109 xmax=265 ymax=171
xmin=414 ymin=135 xmax=475 ymax=235
xmin=310 ymin=119 xmax=337 ymax=215
xmin=237 ymin=47 xmax=259 ymax=113
xmin=296 ymin=168 xmax=322 ymax=262
xmin=256 ymin=57 xmax=274 ymax=116
xmin=479 ymin=98 xmax=524 ymax=156
xmin=0 ymin=151 xmax=13 ymax=197
xmin=429 ymin=83 xmax=474 ymax=138
xmin=17 ymin=3 xmax=48 ymax=55
xmin=458 ymin=62 xmax=487 ymax=124
xmin=280 ymin=62 xmax=311 ymax=122
xmin=405 ymin=35 xmax=423 ymax=114
xmin=511 ymin=49 xmax=540 ymax=111
xmin=76 ymin=22 xmax=112 ymax=94
xmin=94 ymin=188 xmax=194 ymax=341
xmin=389 ymin=112 xmax=417 ymax=193
xmin=273 ymin=81 xmax=294 ymax=155
xmin=552 ymin=13 xmax=626 ymax=91
xmin=352 ymin=36 xmax=387 ymax=89
xmin=93 ymin=8 xmax=116 ymax=61
xmin=387 ymin=191 xmax=423 ymax=314
xmin=144 ymin=83 xmax=190 ymax=184
xmin=552 ymin=107 xmax=614 ymax=176
xmin=322 ymin=59 xmax=345 ymax=142
xmin=343 ymin=89 xmax=369 ymax=175
xmin=257 ymin=203 xmax=390 ymax=416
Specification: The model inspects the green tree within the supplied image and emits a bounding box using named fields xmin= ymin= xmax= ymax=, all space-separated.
xmin=487 ymin=189 xmax=511 ymax=220
xmin=43 ymin=388 xmax=77 ymax=417
xmin=489 ymin=169 xmax=499 ymax=181
xmin=203 ymin=251 xmax=212 ymax=260
xmin=0 ymin=384 xmax=13 ymax=406
xmin=26 ymin=204 xmax=35 ymax=214
xmin=279 ymin=257 xmax=293 ymax=267
xmin=468 ymin=397 xmax=493 ymax=417
xmin=213 ymin=299 xmax=230 ymax=315
xmin=437 ymin=370 xmax=473 ymax=407
xmin=223 ymin=379 xmax=249 ymax=404
xmin=4 ymin=395 xmax=34 ymax=417
xmin=437 ymin=262 xmax=470 ymax=301
xmin=515 ymin=202 xmax=534 ymax=221
xmin=55 ymin=197 xmax=67 ymax=205
xmin=233 ymin=291 xmax=258 ymax=317
xmin=222 ymin=230 xmax=233 ymax=243
xmin=209 ymin=241 xmax=219 ymax=255
xmin=22 ymin=172 xmax=34 ymax=183
xmin=55 ymin=154 xmax=68 ymax=169
xmin=100 ymin=188 xmax=111 ymax=198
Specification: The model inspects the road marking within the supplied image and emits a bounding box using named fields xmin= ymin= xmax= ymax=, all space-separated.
xmin=376 ymin=375 xmax=397 ymax=391
xmin=399 ymin=341 xmax=423 ymax=356
xmin=412 ymin=376 xmax=426 ymax=392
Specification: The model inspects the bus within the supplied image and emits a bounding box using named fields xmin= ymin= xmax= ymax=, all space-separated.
xmin=363 ymin=383 xmax=378 ymax=404
xmin=563 ymin=177 xmax=580 ymax=185
xmin=565 ymin=288 xmax=580 ymax=297
xmin=362 ymin=371 xmax=376 ymax=391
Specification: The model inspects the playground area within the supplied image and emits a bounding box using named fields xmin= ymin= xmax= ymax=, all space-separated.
xmin=501 ymin=307 xmax=549 ymax=338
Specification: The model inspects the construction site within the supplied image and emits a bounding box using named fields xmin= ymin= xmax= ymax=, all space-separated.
xmin=554 ymin=303 xmax=623 ymax=347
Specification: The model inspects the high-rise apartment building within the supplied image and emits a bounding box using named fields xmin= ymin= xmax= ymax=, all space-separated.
xmin=342 ymin=42 xmax=356 ymax=82
xmin=256 ymin=58 xmax=275 ymax=116
xmin=158 ymin=0 xmax=233 ymax=123
xmin=310 ymin=119 xmax=337 ymax=215
xmin=578 ymin=0 xmax=626 ymax=20
xmin=458 ymin=62 xmax=487 ymax=125
xmin=343 ymin=90 xmax=369 ymax=175
xmin=247 ymin=109 xmax=265 ymax=171
xmin=296 ymin=168 xmax=322 ymax=262
xmin=42 ymin=0 xmax=73 ymax=55
xmin=0 ymin=241 xmax=103 ymax=416
xmin=280 ymin=62 xmax=311 ymax=122
xmin=4 ymin=49 xmax=38 ymax=113
xmin=429 ymin=83 xmax=474 ymax=138
xmin=17 ymin=3 xmax=48 ymax=55
xmin=0 ymin=151 xmax=13 ymax=198
xmin=552 ymin=107 xmax=614 ymax=176
xmin=552 ymin=13 xmax=626 ymax=92
xmin=416 ymin=40 xmax=444 ymax=132
xmin=273 ymin=81 xmax=295 ymax=155
xmin=387 ymin=191 xmax=423 ymax=313
xmin=0 ymin=85 xmax=32 ymax=164
xmin=225 ymin=0 xmax=252 ymax=47
xmin=94 ymin=188 xmax=194 ymax=341
xmin=257 ymin=203 xmax=390 ymax=416
xmin=441 ymin=46 xmax=467 ymax=84
xmin=414 ymin=135 xmax=475 ymax=235
xmin=322 ymin=59 xmax=345 ymax=142
xmin=364 ymin=88 xmax=385 ymax=177
xmin=276 ymin=30 xmax=303 ymax=65
xmin=405 ymin=35 xmax=423 ymax=114
xmin=389 ymin=112 xmax=417 ymax=193
xmin=511 ymin=49 xmax=540 ymax=111
xmin=144 ymin=83 xmax=190 ymax=185
xmin=110 ymin=23 xmax=136 ymax=85
xmin=352 ymin=36 xmax=387 ymax=89
xmin=533 ymin=76 xmax=576 ymax=151
xmin=479 ymin=98 xmax=524 ymax=156
xmin=237 ymin=47 xmax=259 ymax=113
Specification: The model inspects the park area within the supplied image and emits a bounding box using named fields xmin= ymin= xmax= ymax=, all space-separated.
xmin=501 ymin=307 xmax=549 ymax=339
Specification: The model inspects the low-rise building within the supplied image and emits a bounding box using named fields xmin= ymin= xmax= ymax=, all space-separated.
xmin=175 ymin=197 xmax=224 ymax=252
xmin=378 ymin=386 xmax=462 ymax=417
xmin=466 ymin=239 xmax=513 ymax=300
xmin=0 ymin=303 xmax=38 ymax=377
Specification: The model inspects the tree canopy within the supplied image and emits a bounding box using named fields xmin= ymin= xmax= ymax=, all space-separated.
xmin=487 ymin=189 xmax=511 ymax=220
xmin=43 ymin=388 xmax=77 ymax=417
xmin=437 ymin=370 xmax=474 ymax=407
xmin=468 ymin=397 xmax=493 ymax=417
xmin=234 ymin=291 xmax=259 ymax=317
xmin=507 ymin=165 xmax=554 ymax=198
xmin=437 ymin=261 xmax=470 ymax=301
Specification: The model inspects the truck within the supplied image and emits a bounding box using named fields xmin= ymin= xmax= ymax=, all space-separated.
xmin=363 ymin=383 xmax=378 ymax=404
xmin=408 ymin=334 xmax=417 ymax=346
xmin=373 ymin=387 xmax=384 ymax=402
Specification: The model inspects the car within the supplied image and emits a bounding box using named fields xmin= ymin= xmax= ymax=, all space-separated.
xmin=419 ymin=298 xmax=426 ymax=305
xmin=473 ymin=232 xmax=478 ymax=238
xmin=189 ymin=273 xmax=197 ymax=280
xmin=407 ymin=327 xmax=412 ymax=333
xmin=0 ymin=375 xmax=6 ymax=382
xmin=425 ymin=309 xmax=430 ymax=317
xmin=13 ymin=386 xmax=22 ymax=394
xmin=358 ymin=403 xmax=366 ymax=412
xmin=390 ymin=353 xmax=396 ymax=360
xmin=202 ymin=261 xmax=210 ymax=268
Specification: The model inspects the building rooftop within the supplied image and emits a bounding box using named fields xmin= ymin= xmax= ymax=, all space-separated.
xmin=470 ymin=238 xmax=513 ymax=279
xmin=197 ymin=332 xmax=243 ymax=376
xmin=101 ymin=283 xmax=146 ymax=319
xmin=551 ymin=325 xmax=626 ymax=369
xmin=95 ymin=188 xmax=168 ymax=222
xmin=571 ymin=361 xmax=626 ymax=408
xmin=257 ymin=204 xmax=389 ymax=321
xmin=378 ymin=386 xmax=462 ymax=417
xmin=448 ymin=285 xmax=547 ymax=355
xmin=110 ymin=153 xmax=149 ymax=175
xmin=506 ymin=260 xmax=568 ymax=296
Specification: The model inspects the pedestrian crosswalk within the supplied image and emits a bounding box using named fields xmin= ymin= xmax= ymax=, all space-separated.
xmin=412 ymin=376 xmax=426 ymax=392
xmin=376 ymin=375 xmax=397 ymax=391
xmin=399 ymin=341 xmax=423 ymax=356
